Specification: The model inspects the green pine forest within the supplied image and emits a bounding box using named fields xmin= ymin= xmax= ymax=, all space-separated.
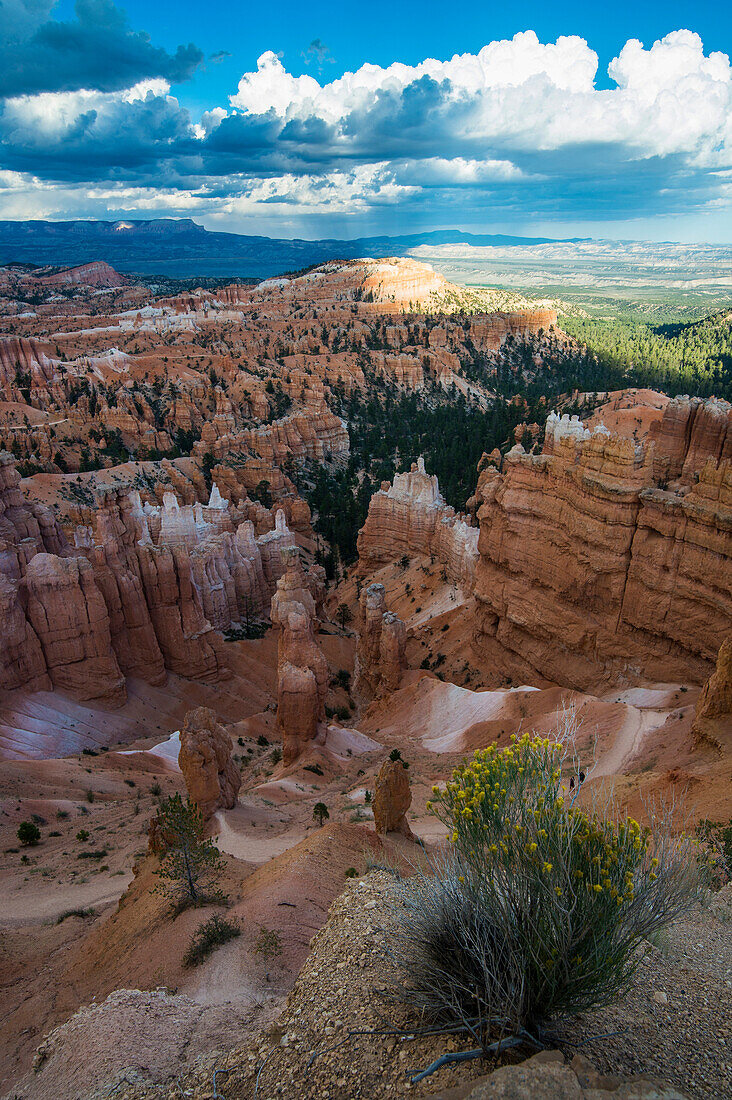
xmin=299 ymin=307 xmax=731 ymax=574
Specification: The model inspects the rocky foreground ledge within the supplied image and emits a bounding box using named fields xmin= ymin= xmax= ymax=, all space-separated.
xmin=28 ymin=874 xmax=728 ymax=1100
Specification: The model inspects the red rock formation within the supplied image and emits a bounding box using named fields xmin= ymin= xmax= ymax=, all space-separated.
xmin=0 ymin=572 xmax=50 ymax=692
xmin=692 ymin=635 xmax=732 ymax=751
xmin=0 ymin=452 xmax=69 ymax=557
xmin=473 ymin=405 xmax=732 ymax=690
xmin=135 ymin=542 xmax=222 ymax=683
xmin=78 ymin=493 xmax=166 ymax=685
xmin=34 ymin=262 xmax=128 ymax=289
xmin=271 ymin=555 xmax=329 ymax=765
xmin=355 ymin=584 xmax=407 ymax=699
xmin=0 ymin=453 xmax=265 ymax=704
xmin=380 ymin=612 xmax=407 ymax=694
xmin=583 ymin=388 xmax=669 ymax=442
xmin=178 ymin=706 xmax=241 ymax=820
xmin=357 ymin=457 xmax=479 ymax=591
xmin=650 ymin=396 xmax=732 ymax=487
xmin=373 ymin=756 xmax=414 ymax=839
xmin=193 ymin=406 xmax=349 ymax=466
xmin=22 ymin=553 xmax=126 ymax=704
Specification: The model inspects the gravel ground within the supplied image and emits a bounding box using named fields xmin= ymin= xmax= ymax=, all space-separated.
xmin=109 ymin=876 xmax=731 ymax=1100
xmin=554 ymin=887 xmax=732 ymax=1100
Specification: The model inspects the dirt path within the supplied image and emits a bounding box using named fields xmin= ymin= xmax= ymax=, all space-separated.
xmin=593 ymin=707 xmax=667 ymax=777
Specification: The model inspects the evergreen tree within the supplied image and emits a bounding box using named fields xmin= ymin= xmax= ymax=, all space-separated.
xmin=153 ymin=794 xmax=224 ymax=907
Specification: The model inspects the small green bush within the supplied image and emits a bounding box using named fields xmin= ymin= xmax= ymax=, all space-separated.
xmin=334 ymin=669 xmax=351 ymax=691
xmin=17 ymin=821 xmax=40 ymax=846
xmin=77 ymin=849 xmax=107 ymax=860
xmin=183 ymin=914 xmax=240 ymax=967
xmin=57 ymin=907 xmax=96 ymax=924
xmin=345 ymin=867 xmax=358 ymax=878
xmin=253 ymin=925 xmax=282 ymax=962
xmin=76 ymin=829 xmax=90 ymax=842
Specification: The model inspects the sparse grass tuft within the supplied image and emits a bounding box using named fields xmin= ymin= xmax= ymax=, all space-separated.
xmin=183 ymin=914 xmax=240 ymax=967
xmin=57 ymin=907 xmax=96 ymax=924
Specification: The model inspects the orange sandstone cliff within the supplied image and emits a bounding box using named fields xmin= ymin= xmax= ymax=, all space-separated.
xmin=472 ymin=402 xmax=732 ymax=690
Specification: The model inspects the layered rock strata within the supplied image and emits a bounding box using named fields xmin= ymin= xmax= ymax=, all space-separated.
xmin=649 ymin=396 xmax=732 ymax=487
xmin=473 ymin=404 xmax=732 ymax=690
xmin=23 ymin=554 xmax=126 ymax=704
xmin=355 ymin=584 xmax=407 ymax=699
xmin=178 ymin=706 xmax=241 ymax=820
xmin=357 ymin=458 xmax=479 ymax=591
xmin=271 ymin=551 xmax=329 ymax=765
xmin=373 ymin=756 xmax=414 ymax=839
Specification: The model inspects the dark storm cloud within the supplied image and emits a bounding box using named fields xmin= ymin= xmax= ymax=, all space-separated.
xmin=0 ymin=0 xmax=203 ymax=98
xmin=0 ymin=86 xmax=194 ymax=178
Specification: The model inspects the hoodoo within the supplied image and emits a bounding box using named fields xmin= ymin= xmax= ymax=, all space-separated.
xmin=355 ymin=583 xmax=407 ymax=699
xmin=178 ymin=706 xmax=241 ymax=820
xmin=373 ymin=755 xmax=415 ymax=839
xmin=271 ymin=550 xmax=330 ymax=764
xmin=357 ymin=457 xmax=479 ymax=592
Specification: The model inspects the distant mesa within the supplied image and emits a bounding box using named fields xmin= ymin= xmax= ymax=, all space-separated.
xmin=0 ymin=217 xmax=577 ymax=278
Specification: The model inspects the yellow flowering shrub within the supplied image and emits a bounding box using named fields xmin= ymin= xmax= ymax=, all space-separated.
xmin=431 ymin=735 xmax=649 ymax=917
xmin=388 ymin=733 xmax=709 ymax=1038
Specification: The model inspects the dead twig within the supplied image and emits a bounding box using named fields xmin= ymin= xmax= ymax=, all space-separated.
xmin=213 ymin=1067 xmax=229 ymax=1099
xmin=408 ymin=1034 xmax=526 ymax=1084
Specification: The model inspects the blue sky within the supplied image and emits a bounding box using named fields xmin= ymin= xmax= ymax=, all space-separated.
xmin=1 ymin=1 xmax=731 ymax=242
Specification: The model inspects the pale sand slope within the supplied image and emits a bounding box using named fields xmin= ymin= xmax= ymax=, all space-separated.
xmin=359 ymin=673 xmax=681 ymax=773
xmin=0 ymin=664 xmax=271 ymax=760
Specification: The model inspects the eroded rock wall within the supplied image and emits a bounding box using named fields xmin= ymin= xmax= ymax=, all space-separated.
xmin=0 ymin=455 xmax=227 ymax=701
xmin=357 ymin=457 xmax=479 ymax=591
xmin=473 ymin=404 xmax=732 ymax=690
